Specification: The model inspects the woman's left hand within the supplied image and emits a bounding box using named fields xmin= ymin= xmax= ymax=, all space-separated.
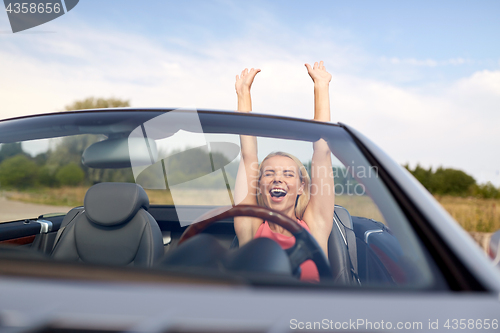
xmin=305 ymin=61 xmax=332 ymax=86
xmin=235 ymin=68 xmax=261 ymax=96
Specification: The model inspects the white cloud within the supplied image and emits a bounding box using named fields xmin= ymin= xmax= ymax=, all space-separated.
xmin=394 ymin=57 xmax=438 ymax=67
xmin=453 ymin=70 xmax=500 ymax=96
xmin=341 ymin=69 xmax=500 ymax=185
xmin=448 ymin=58 xmax=467 ymax=65
xmin=381 ymin=56 xmax=473 ymax=67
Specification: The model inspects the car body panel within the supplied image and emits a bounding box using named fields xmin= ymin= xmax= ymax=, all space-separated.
xmin=341 ymin=123 xmax=500 ymax=292
xmin=1 ymin=277 xmax=499 ymax=332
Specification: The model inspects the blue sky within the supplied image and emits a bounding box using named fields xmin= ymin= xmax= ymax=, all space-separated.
xmin=1 ymin=0 xmax=499 ymax=184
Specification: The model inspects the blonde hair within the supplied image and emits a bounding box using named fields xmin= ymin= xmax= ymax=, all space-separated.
xmin=256 ymin=151 xmax=311 ymax=220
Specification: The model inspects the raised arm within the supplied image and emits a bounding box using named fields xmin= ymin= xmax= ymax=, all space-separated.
xmin=234 ymin=68 xmax=263 ymax=246
xmin=303 ymin=61 xmax=335 ymax=256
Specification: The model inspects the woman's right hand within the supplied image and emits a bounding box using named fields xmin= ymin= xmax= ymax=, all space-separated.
xmin=305 ymin=61 xmax=331 ymax=87
xmin=235 ymin=68 xmax=261 ymax=96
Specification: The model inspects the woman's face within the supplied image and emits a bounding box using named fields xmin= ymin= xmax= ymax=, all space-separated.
xmin=259 ymin=155 xmax=304 ymax=215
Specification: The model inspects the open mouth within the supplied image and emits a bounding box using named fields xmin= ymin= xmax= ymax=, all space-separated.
xmin=270 ymin=188 xmax=287 ymax=198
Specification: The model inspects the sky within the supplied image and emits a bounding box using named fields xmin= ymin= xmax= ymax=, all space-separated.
xmin=1 ymin=0 xmax=499 ymax=185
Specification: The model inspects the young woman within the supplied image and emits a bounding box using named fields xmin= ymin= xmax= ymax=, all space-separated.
xmin=234 ymin=62 xmax=335 ymax=282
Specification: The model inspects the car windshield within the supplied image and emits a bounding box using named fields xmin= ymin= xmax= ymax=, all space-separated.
xmin=0 ymin=109 xmax=443 ymax=289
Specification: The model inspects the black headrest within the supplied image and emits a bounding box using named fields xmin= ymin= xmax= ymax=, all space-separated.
xmin=84 ymin=183 xmax=150 ymax=226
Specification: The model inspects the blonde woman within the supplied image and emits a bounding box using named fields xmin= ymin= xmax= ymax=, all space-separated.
xmin=234 ymin=62 xmax=335 ymax=281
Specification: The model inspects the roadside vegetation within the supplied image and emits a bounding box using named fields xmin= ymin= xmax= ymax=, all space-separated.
xmin=436 ymin=196 xmax=499 ymax=233
xmin=404 ymin=164 xmax=500 ymax=232
xmin=0 ymin=98 xmax=134 ymax=192
xmin=6 ymin=186 xmax=498 ymax=232
xmin=404 ymin=164 xmax=500 ymax=199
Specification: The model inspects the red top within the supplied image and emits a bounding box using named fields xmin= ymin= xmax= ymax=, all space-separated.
xmin=254 ymin=220 xmax=320 ymax=282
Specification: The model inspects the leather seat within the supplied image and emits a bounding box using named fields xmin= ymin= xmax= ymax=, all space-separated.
xmin=329 ymin=205 xmax=357 ymax=284
xmin=51 ymin=183 xmax=163 ymax=266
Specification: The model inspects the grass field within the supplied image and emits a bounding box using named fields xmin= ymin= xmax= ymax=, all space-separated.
xmin=435 ymin=195 xmax=500 ymax=233
xmin=5 ymin=187 xmax=89 ymax=207
xmin=3 ymin=187 xmax=500 ymax=232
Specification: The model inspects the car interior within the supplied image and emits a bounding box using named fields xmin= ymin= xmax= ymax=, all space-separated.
xmin=0 ymin=110 xmax=439 ymax=289
xmin=0 ymin=180 xmax=411 ymax=287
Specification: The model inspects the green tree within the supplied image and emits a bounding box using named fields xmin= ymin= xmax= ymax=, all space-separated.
xmin=0 ymin=155 xmax=38 ymax=189
xmin=56 ymin=163 xmax=85 ymax=186
xmin=0 ymin=142 xmax=26 ymax=164
xmin=404 ymin=163 xmax=435 ymax=192
xmin=34 ymin=152 xmax=49 ymax=166
xmin=58 ymin=97 xmax=131 ymax=169
xmin=433 ymin=167 xmax=476 ymax=196
xmin=46 ymin=135 xmax=100 ymax=168
xmin=405 ymin=164 xmax=477 ymax=196
xmin=44 ymin=97 xmax=132 ymax=186
xmin=64 ymin=97 xmax=130 ymax=111
xmin=473 ymin=182 xmax=500 ymax=199
xmin=38 ymin=166 xmax=58 ymax=187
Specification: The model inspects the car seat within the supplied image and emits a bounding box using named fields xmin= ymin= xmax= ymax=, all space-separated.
xmin=51 ymin=183 xmax=163 ymax=266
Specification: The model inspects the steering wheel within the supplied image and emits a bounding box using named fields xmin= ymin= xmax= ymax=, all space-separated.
xmin=178 ymin=205 xmax=333 ymax=280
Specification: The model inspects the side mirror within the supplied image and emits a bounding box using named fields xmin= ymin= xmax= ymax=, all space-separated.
xmin=489 ymin=230 xmax=500 ymax=267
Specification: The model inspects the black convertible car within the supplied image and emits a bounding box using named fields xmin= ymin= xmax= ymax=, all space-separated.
xmin=0 ymin=109 xmax=499 ymax=332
